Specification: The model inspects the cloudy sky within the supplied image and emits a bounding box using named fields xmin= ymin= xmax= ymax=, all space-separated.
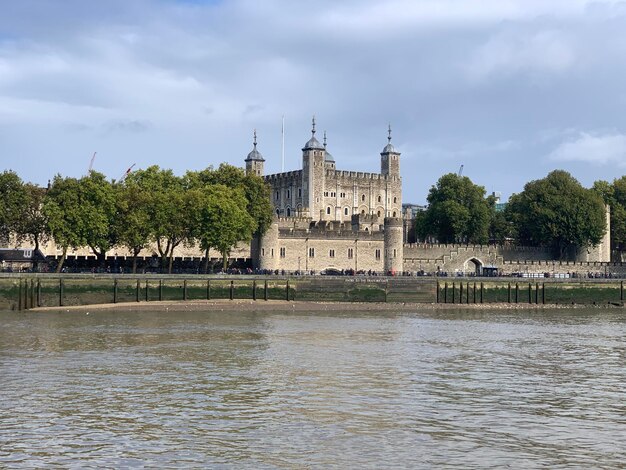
xmin=1 ymin=0 xmax=626 ymax=203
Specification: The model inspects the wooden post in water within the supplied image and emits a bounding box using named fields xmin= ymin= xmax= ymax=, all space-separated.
xmin=145 ymin=280 xmax=149 ymax=302
xmin=136 ymin=279 xmax=141 ymax=302
xmin=444 ymin=282 xmax=448 ymax=304
xmin=452 ymin=282 xmax=456 ymax=304
xmin=113 ymin=279 xmax=118 ymax=303
xmin=459 ymin=282 xmax=463 ymax=304
xmin=480 ymin=282 xmax=484 ymax=303
xmin=515 ymin=283 xmax=519 ymax=303
xmin=473 ymin=282 xmax=477 ymax=304
xmin=159 ymin=280 xmax=163 ymax=301
xmin=528 ymin=283 xmax=532 ymax=304
xmin=30 ymin=279 xmax=35 ymax=309
xmin=59 ymin=278 xmax=64 ymax=307
xmin=207 ymin=280 xmax=211 ymax=300
xmin=466 ymin=282 xmax=470 ymax=304
xmin=264 ymin=280 xmax=268 ymax=301
xmin=37 ymin=278 xmax=41 ymax=307
xmin=286 ymin=279 xmax=290 ymax=301
xmin=507 ymin=283 xmax=511 ymax=303
xmin=252 ymin=280 xmax=257 ymax=301
xmin=18 ymin=278 xmax=23 ymax=311
xmin=542 ymin=282 xmax=546 ymax=304
xmin=621 ymin=281 xmax=624 ymax=302
xmin=183 ymin=280 xmax=187 ymax=301
xmin=535 ymin=283 xmax=539 ymax=304
xmin=436 ymin=281 xmax=440 ymax=303
xmin=230 ymin=280 xmax=234 ymax=300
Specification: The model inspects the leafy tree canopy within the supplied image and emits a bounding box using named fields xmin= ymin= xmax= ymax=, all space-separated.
xmin=417 ymin=173 xmax=491 ymax=244
xmin=508 ymin=170 xmax=606 ymax=258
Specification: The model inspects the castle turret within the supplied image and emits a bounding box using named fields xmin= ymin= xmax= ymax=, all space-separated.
xmin=301 ymin=116 xmax=326 ymax=220
xmin=381 ymin=124 xmax=400 ymax=177
xmin=381 ymin=125 xmax=402 ymax=217
xmin=255 ymin=217 xmax=279 ymax=271
xmin=384 ymin=217 xmax=404 ymax=274
xmin=245 ymin=129 xmax=265 ymax=177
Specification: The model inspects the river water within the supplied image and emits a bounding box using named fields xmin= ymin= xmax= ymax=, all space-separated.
xmin=1 ymin=307 xmax=625 ymax=468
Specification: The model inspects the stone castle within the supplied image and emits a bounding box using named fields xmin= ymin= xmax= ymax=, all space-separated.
xmin=246 ymin=118 xmax=405 ymax=274
xmin=244 ymin=118 xmax=615 ymax=276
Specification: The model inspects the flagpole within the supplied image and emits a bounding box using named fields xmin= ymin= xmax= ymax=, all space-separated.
xmin=281 ymin=114 xmax=285 ymax=173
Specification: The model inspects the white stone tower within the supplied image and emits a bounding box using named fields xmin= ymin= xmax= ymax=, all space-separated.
xmin=245 ymin=129 xmax=265 ymax=177
xmin=301 ymin=117 xmax=326 ymax=220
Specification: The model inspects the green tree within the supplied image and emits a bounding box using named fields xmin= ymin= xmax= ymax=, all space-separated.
xmin=44 ymin=176 xmax=86 ymax=272
xmin=508 ymin=170 xmax=606 ymax=258
xmin=79 ymin=171 xmax=118 ymax=267
xmin=126 ymin=166 xmax=190 ymax=273
xmin=116 ymin=181 xmax=152 ymax=273
xmin=188 ymin=184 xmax=254 ymax=272
xmin=417 ymin=173 xmax=491 ymax=244
xmin=18 ymin=184 xmax=49 ymax=255
xmin=0 ymin=171 xmax=28 ymax=243
xmin=186 ymin=163 xmax=272 ymax=236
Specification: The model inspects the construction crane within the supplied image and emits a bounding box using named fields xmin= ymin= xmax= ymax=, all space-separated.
xmin=458 ymin=164 xmax=464 ymax=177
xmin=87 ymin=152 xmax=97 ymax=173
xmin=119 ymin=163 xmax=136 ymax=182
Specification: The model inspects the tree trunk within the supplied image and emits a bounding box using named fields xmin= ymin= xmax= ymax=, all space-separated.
xmin=32 ymin=234 xmax=40 ymax=271
xmin=55 ymin=246 xmax=68 ymax=273
xmin=132 ymin=247 xmax=141 ymax=274
xmin=203 ymin=247 xmax=210 ymax=274
xmin=222 ymin=249 xmax=229 ymax=271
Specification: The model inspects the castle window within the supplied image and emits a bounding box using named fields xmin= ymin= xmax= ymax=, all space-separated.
xmin=375 ymin=249 xmax=381 ymax=260
xmin=344 ymin=207 xmax=349 ymax=216
xmin=324 ymin=191 xmax=329 ymax=197
xmin=271 ymin=249 xmax=274 ymax=257
xmin=348 ymin=248 xmax=353 ymax=259
xmin=393 ymin=211 xmax=397 ymax=217
xmin=393 ymin=249 xmax=397 ymax=258
xmin=393 ymin=197 xmax=397 ymax=203
xmin=309 ymin=247 xmax=315 ymax=258
xmin=287 ymin=208 xmax=291 ymax=217
xmin=276 ymin=191 xmax=279 ymax=200
xmin=361 ymin=194 xmax=365 ymax=202
xmin=361 ymin=210 xmax=365 ymax=215
xmin=329 ymin=249 xmax=335 ymax=258
xmin=276 ymin=209 xmax=280 ymax=216
xmin=298 ymin=188 xmax=302 ymax=197
xmin=378 ymin=196 xmax=381 ymax=203
xmin=331 ymin=192 xmax=336 ymax=197
xmin=287 ymin=190 xmax=290 ymax=199
xmin=327 ymin=207 xmax=331 ymax=215
xmin=377 ymin=211 xmax=381 ymax=217
xmin=262 ymin=248 xmax=265 ymax=256
xmin=280 ymin=247 xmax=286 ymax=258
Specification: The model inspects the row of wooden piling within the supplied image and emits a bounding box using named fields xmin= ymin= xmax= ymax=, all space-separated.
xmin=437 ymin=280 xmax=625 ymax=304
xmin=17 ymin=278 xmax=293 ymax=311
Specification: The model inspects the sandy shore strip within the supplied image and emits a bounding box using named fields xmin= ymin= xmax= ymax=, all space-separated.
xmin=27 ymin=299 xmax=623 ymax=313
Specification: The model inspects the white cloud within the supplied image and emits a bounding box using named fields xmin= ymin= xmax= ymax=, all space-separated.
xmin=465 ymin=30 xmax=576 ymax=81
xmin=549 ymin=132 xmax=626 ymax=166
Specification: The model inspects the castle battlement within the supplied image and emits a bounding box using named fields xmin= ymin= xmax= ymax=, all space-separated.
xmin=332 ymin=170 xmax=387 ymax=181
xmin=264 ymin=170 xmax=303 ymax=181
